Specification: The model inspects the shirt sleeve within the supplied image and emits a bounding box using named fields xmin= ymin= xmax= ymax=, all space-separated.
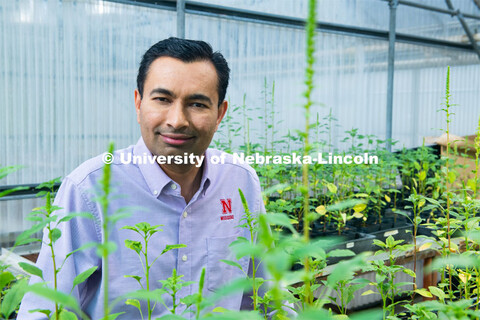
xmin=17 ymin=176 xmax=102 ymax=319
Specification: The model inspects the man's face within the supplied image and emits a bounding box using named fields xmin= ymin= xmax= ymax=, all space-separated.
xmin=135 ymin=56 xmax=227 ymax=161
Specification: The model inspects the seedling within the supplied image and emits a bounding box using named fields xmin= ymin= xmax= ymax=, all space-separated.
xmin=363 ymin=236 xmax=414 ymax=319
xmin=122 ymin=222 xmax=186 ymax=319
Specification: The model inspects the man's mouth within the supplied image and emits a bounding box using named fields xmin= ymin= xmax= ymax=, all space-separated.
xmin=159 ymin=133 xmax=194 ymax=146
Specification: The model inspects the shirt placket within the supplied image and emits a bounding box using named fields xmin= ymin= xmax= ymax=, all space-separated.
xmin=175 ymin=185 xmax=192 ymax=317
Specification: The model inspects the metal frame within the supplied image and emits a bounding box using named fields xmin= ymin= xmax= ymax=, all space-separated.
xmin=109 ymin=0 xmax=478 ymax=53
xmin=0 ymin=183 xmax=60 ymax=201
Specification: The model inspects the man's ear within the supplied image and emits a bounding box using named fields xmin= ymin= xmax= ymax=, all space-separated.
xmin=215 ymin=100 xmax=228 ymax=131
xmin=134 ymin=89 xmax=142 ymax=124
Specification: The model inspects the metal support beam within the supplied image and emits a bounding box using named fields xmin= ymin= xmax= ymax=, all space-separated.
xmin=177 ymin=0 xmax=185 ymax=38
xmin=386 ymin=0 xmax=398 ymax=152
xmin=108 ymin=0 xmax=476 ymax=53
xmin=445 ymin=0 xmax=480 ymax=60
xmin=396 ymin=0 xmax=480 ymax=20
xmin=0 ymin=183 xmax=61 ymax=201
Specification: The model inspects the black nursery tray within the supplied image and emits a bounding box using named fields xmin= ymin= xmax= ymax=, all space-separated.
xmin=369 ymin=223 xmax=413 ymax=245
xmin=315 ymin=230 xmax=376 ymax=265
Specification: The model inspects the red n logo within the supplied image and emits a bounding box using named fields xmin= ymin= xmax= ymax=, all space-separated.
xmin=220 ymin=198 xmax=232 ymax=214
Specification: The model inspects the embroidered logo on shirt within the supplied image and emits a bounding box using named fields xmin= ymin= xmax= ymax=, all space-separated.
xmin=220 ymin=198 xmax=234 ymax=220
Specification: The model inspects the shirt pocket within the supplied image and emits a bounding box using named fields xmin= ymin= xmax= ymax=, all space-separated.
xmin=206 ymin=235 xmax=249 ymax=292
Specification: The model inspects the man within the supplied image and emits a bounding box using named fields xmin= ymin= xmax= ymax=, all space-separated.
xmin=18 ymin=37 xmax=264 ymax=319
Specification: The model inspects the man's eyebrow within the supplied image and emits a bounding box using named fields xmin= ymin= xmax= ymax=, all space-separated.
xmin=186 ymin=94 xmax=213 ymax=106
xmin=149 ymin=88 xmax=214 ymax=105
xmin=149 ymin=88 xmax=176 ymax=97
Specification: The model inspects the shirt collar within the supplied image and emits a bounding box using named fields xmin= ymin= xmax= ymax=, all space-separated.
xmin=134 ymin=137 xmax=212 ymax=198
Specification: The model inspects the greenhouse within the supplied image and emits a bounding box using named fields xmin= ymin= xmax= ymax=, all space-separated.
xmin=1 ymin=0 xmax=480 ymax=319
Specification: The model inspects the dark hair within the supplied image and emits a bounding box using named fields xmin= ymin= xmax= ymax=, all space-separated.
xmin=137 ymin=37 xmax=230 ymax=106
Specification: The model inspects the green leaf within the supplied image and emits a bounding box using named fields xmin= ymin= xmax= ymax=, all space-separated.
xmin=327 ymin=254 xmax=368 ymax=287
xmin=229 ymin=240 xmax=264 ymax=260
xmin=327 ymin=249 xmax=355 ymax=258
xmin=326 ymin=182 xmax=337 ymax=194
xmin=403 ymin=268 xmax=416 ymax=278
xmin=297 ymin=309 xmax=332 ymax=320
xmin=447 ymin=170 xmax=456 ymax=184
xmin=19 ymin=262 xmax=43 ymax=279
xmin=212 ymin=306 xmax=229 ymax=313
xmin=27 ymin=309 xmax=51 ymax=317
xmin=415 ymin=288 xmax=433 ymax=298
xmin=427 ymin=286 xmax=446 ymax=300
xmin=161 ymin=244 xmax=187 ymax=255
xmin=327 ymin=199 xmax=364 ymax=212
xmin=204 ymin=278 xmax=251 ymax=306
xmin=125 ymin=275 xmax=143 ymax=282
xmin=15 ymin=223 xmax=48 ymax=246
xmin=0 ymin=186 xmax=29 ymax=198
xmin=96 ymin=241 xmax=117 ymax=257
xmin=349 ymin=309 xmax=384 ymax=320
xmin=1 ymin=278 xmax=28 ymax=319
xmin=27 ymin=284 xmax=83 ymax=315
xmin=125 ymin=240 xmax=142 ymax=254
xmin=99 ymin=312 xmax=125 ymax=320
xmin=179 ymin=293 xmax=199 ymax=307
xmin=66 ymin=241 xmax=98 ymax=259
xmin=430 ymin=255 xmax=478 ymax=270
xmin=156 ymin=315 xmax=190 ymax=320
xmin=0 ymin=271 xmax=15 ymax=289
xmin=361 ymin=290 xmax=377 ymax=296
xmin=72 ymin=266 xmax=98 ymax=289
xmin=109 ymin=212 xmax=132 ymax=225
xmin=264 ymin=212 xmax=297 ymax=234
xmin=220 ymin=259 xmax=244 ymax=271
xmin=58 ymin=309 xmax=79 ymax=320
xmin=58 ymin=212 xmax=95 ymax=223
xmin=353 ymin=203 xmax=367 ymax=212
xmin=125 ymin=299 xmax=142 ymax=311
xmin=123 ymin=289 xmax=165 ymax=303
xmin=50 ymin=228 xmax=62 ymax=244
xmin=418 ymin=170 xmax=427 ymax=181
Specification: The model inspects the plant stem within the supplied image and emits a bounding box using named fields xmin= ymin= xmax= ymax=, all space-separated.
xmin=145 ymin=238 xmax=151 ymax=320
xmin=101 ymin=143 xmax=114 ymax=319
xmin=444 ymin=66 xmax=453 ymax=294
xmin=301 ymin=0 xmax=317 ymax=306
xmin=44 ymin=192 xmax=60 ymax=320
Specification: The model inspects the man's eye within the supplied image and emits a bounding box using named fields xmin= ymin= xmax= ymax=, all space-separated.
xmin=154 ymin=97 xmax=169 ymax=103
xmin=192 ymin=102 xmax=207 ymax=108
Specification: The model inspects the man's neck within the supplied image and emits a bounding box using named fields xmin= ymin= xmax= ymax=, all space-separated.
xmin=160 ymin=162 xmax=203 ymax=204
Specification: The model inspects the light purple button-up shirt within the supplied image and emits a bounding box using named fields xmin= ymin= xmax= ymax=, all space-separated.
xmin=18 ymin=137 xmax=264 ymax=319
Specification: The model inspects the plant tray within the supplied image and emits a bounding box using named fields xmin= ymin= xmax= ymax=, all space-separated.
xmin=368 ymin=223 xmax=413 ymax=245
xmin=316 ymin=231 xmax=376 ymax=265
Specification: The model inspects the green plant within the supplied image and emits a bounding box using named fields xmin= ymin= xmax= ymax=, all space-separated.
xmin=158 ymin=268 xmax=195 ymax=315
xmin=14 ymin=177 xmax=96 ymax=320
xmin=0 ymin=166 xmax=29 ymax=319
xmin=122 ymin=222 xmax=186 ymax=319
xmin=299 ymin=0 xmax=317 ymax=306
xmin=363 ymin=236 xmax=415 ymax=320
xmin=441 ymin=66 xmax=455 ymax=293
xmin=324 ymin=276 xmax=369 ymax=315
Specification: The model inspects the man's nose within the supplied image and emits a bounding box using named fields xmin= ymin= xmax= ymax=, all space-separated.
xmin=166 ymin=101 xmax=189 ymax=130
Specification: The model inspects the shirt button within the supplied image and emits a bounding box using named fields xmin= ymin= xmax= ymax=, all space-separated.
xmin=153 ymin=190 xmax=158 ymax=195
xmin=183 ymin=211 xmax=188 ymax=218
xmin=182 ymin=254 xmax=187 ymax=262
xmin=171 ymin=184 xmax=177 ymax=190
